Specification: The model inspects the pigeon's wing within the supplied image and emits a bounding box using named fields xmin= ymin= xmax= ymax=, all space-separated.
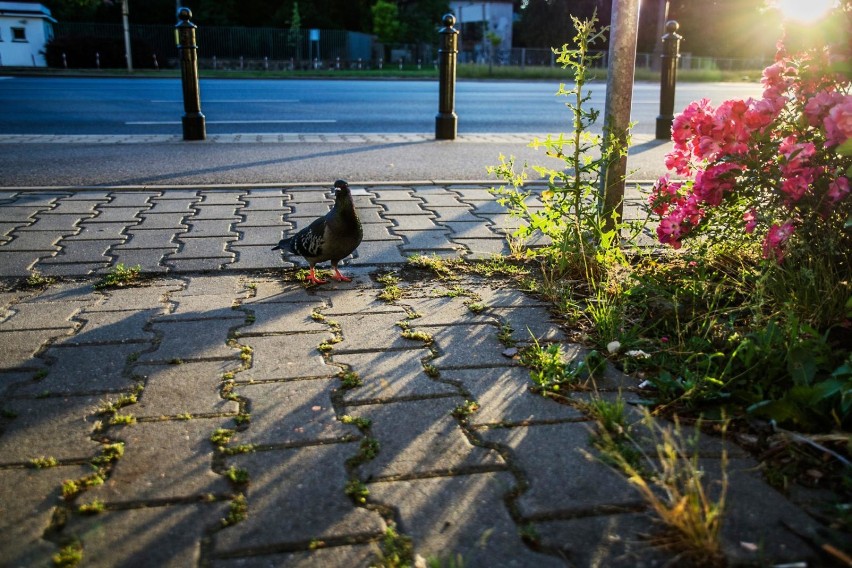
xmin=289 ymin=216 xmax=327 ymax=259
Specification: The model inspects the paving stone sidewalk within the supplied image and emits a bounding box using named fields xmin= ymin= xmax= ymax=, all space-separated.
xmin=0 ymin=184 xmax=654 ymax=278
xmin=0 ymin=184 xmax=828 ymax=567
xmin=0 ymin=269 xmax=826 ymax=568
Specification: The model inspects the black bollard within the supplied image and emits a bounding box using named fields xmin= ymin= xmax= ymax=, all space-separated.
xmin=176 ymin=7 xmax=206 ymax=141
xmin=435 ymin=13 xmax=459 ymax=140
xmin=655 ymin=20 xmax=682 ymax=140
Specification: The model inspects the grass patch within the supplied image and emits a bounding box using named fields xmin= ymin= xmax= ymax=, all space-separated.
xmin=376 ymin=272 xmax=403 ymax=302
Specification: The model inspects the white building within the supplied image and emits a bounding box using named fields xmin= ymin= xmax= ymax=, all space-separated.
xmin=0 ymin=2 xmax=56 ymax=67
xmin=449 ymin=1 xmax=513 ymax=63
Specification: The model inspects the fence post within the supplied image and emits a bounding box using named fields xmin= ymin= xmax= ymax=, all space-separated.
xmin=655 ymin=20 xmax=682 ymax=139
xmin=176 ymin=7 xmax=206 ymax=141
xmin=435 ymin=13 xmax=459 ymax=140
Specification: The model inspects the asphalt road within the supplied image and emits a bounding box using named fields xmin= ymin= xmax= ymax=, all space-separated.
xmin=0 ymin=76 xmax=762 ymax=186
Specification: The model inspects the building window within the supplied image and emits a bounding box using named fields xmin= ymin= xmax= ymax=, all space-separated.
xmin=12 ymin=27 xmax=27 ymax=42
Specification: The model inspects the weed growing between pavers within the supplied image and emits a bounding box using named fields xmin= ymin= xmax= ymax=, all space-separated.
xmin=52 ymin=539 xmax=83 ymax=567
xmin=93 ymin=263 xmax=142 ymax=290
xmin=23 ymin=269 xmax=56 ymax=289
xmin=376 ymin=272 xmax=403 ymax=302
xmin=28 ymin=456 xmax=60 ymax=469
xmin=373 ymin=523 xmax=415 ymax=568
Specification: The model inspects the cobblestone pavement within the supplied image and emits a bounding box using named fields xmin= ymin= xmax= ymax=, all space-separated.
xmin=0 ymin=185 xmax=825 ymax=567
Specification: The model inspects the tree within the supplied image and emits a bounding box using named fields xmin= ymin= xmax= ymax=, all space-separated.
xmin=371 ymin=0 xmax=400 ymax=44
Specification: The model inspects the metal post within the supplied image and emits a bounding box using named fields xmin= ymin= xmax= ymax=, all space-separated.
xmin=176 ymin=8 xmax=205 ymax=141
xmin=655 ymin=20 xmax=682 ymax=139
xmin=121 ymin=0 xmax=132 ymax=72
xmin=599 ymin=0 xmax=641 ymax=227
xmin=436 ymin=13 xmax=459 ymax=140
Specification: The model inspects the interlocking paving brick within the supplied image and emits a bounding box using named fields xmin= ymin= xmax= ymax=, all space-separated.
xmin=385 ymin=215 xmax=441 ymax=231
xmin=0 ymin=329 xmax=62 ymax=370
xmin=113 ymin=230 xmax=179 ymax=249
xmin=81 ymin=419 xmax=232 ymax=503
xmin=440 ymin=367 xmax=584 ymax=426
xmin=43 ymin=199 xmax=107 ymax=214
xmin=140 ymin=319 xmax=241 ymax=363
xmin=240 ymin=281 xmax=320 ymax=305
xmin=465 ymin=285 xmax=548 ymax=308
xmin=240 ymin=302 xmax=327 ymax=334
xmin=227 ymin=245 xmax=293 ymax=270
xmin=285 ymin=189 xmax=332 ymax=203
xmin=102 ymin=192 xmax=157 ymax=208
xmin=240 ymin=196 xmax=286 ymax=211
xmin=8 ymin=192 xmax=67 ymax=208
xmin=332 ymin=313 xmax=417 ymax=353
xmin=191 ymin=205 xmax=241 ymax=220
xmin=239 ymin=333 xmax=336 ymax=381
xmin=64 ymin=502 xmax=231 ymax=568
xmin=41 ymin=239 xmax=115 ymax=264
xmin=399 ymin=296 xmax=492 ymax=326
xmin=212 ymin=544 xmax=378 ymax=568
xmin=161 ymin=294 xmax=245 ymax=321
xmin=198 ymin=191 xmax=244 ymax=205
xmin=490 ymin=306 xmax=566 ymax=344
xmin=289 ymin=202 xmax=332 ymax=218
xmin=0 ymin=465 xmax=94 ymax=568
xmin=134 ymin=212 xmax=189 ymax=230
xmin=86 ymin=283 xmax=177 ymax=312
xmin=34 ymin=260 xmax=108 ymax=277
xmin=377 ymin=200 xmax=428 ymax=215
xmin=233 ymin=379 xmax=352 ymax=445
xmin=370 ymin=189 xmax=416 ymax=201
xmin=396 ymin=230 xmax=460 ymax=252
xmin=179 ymin=275 xmax=244 ymax=296
xmin=479 ymin=422 xmax=638 ymax=516
xmin=0 ymin=370 xmax=38 ymax=397
xmin=16 ymin=213 xmax=88 ymax=232
xmin=335 ymin=348 xmax=456 ymax=403
xmin=322 ymin=288 xmax=405 ymax=316
xmin=57 ymin=309 xmax=158 ymax=345
xmin=233 ymin=227 xmax=284 ymax=246
xmin=425 ymin=207 xmax=484 ymax=223
xmin=215 ymin=444 xmax=386 ymax=552
xmin=166 ymin=258 xmax=234 ymax=272
xmin=171 ymin=237 xmax=237 ymax=259
xmin=147 ymin=199 xmax=200 ymax=213
xmin=350 ymin=240 xmax=407 ymax=264
xmin=86 ymin=207 xmax=146 ymax=224
xmin=361 ymin=223 xmax=397 ymax=240
xmin=182 ymin=219 xmax=238 ymax=237
xmin=417 ymin=193 xmax=469 ymax=207
xmin=0 ymin=231 xmax=62 ymax=251
xmin=237 ymin=210 xmax=286 ymax=226
xmin=368 ymin=472 xmax=563 ymax=567
xmin=0 ymin=395 xmax=103 ymax=463
xmin=133 ymin=361 xmax=240 ymax=418
xmin=21 ymin=280 xmax=99 ymax=305
xmin=440 ymin=221 xmax=501 ymax=239
xmin=62 ymin=222 xmax=130 ymax=241
xmin=455 ymin=238 xmax=512 ymax=259
xmin=153 ymin=189 xmax=199 ymax=199
xmin=356 ymin=397 xmax=504 ymax=479
xmin=0 ymin=207 xmax=43 ymax=223
xmin=428 ymin=324 xmax=517 ymax=369
xmin=0 ymin=301 xmax=80 ymax=331
xmin=14 ymin=343 xmax=145 ymax=395
xmin=108 ymin=247 xmax=173 ymax=271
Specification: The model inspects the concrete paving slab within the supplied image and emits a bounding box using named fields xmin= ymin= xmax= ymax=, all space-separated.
xmin=357 ymin=397 xmax=505 ymax=480
xmin=191 ymin=205 xmax=241 ymax=220
xmin=7 ymin=193 xmax=66 ymax=208
xmin=491 ymin=306 xmax=566 ymax=344
xmin=0 ymin=251 xmax=45 ymax=276
xmin=43 ymin=239 xmax=115 ymax=264
xmin=441 ymin=221 xmax=501 ymax=239
xmin=140 ymin=319 xmax=241 ymax=363
xmin=351 ymin=240 xmax=408 ymax=264
xmin=457 ymin=238 xmax=513 ymax=259
xmin=323 ymin=287 xmax=405 ymax=316
xmin=0 ymin=465 xmax=94 ymax=568
xmin=134 ymin=212 xmax=189 ymax=229
xmin=162 ymin=295 xmax=245 ymax=321
xmin=228 ymin=245 xmax=294 ymax=270
xmin=15 ymin=343 xmax=145 ymax=395
xmin=400 ymin=296 xmax=493 ymax=327
xmin=378 ymin=200 xmax=428 ymax=216
xmin=86 ymin=207 xmax=146 ymax=224
xmin=335 ymin=348 xmax=457 ymax=403
xmin=198 ymin=191 xmax=245 ymax=205
xmin=170 ymin=237 xmax=237 ymax=260
xmin=479 ymin=422 xmax=639 ymax=517
xmin=21 ymin=280 xmax=99 ymax=304
xmin=182 ymin=219 xmax=239 ymax=237
xmin=233 ymin=227 xmax=284 ymax=246
xmin=0 ymin=395 xmax=103 ymax=463
xmin=239 ymin=196 xmax=287 ymax=211
xmin=0 ymin=231 xmax=62 ymax=251
xmin=427 ymin=208 xmax=484 ymax=223
xmin=45 ymin=199 xmax=107 ymax=214
xmin=64 ymin=502 xmax=231 ymax=568
xmin=0 ymin=207 xmax=43 ymax=223
xmin=82 ymin=418 xmax=232 ymax=503
xmin=386 ymin=215 xmax=441 ymax=231
xmin=165 ymin=257 xmax=234 ymax=272
xmin=232 ymin=379 xmax=353 ymax=446
xmin=239 ymin=333 xmax=336 ymax=381
xmin=147 ymin=199 xmax=200 ymax=213
xmin=176 ymin=275 xmax=244 ymax=296
xmin=85 ymin=283 xmax=177 ymax=312
xmin=369 ymin=472 xmax=563 ymax=568
xmin=237 ymin=210 xmax=286 ymax=227
xmin=332 ymin=313 xmax=420 ymax=353
xmin=289 ymin=202 xmax=332 ymax=218
xmin=108 ymin=247 xmax=172 ymax=271
xmin=397 ymin=230 xmax=459 ymax=252
xmin=63 ymin=222 xmax=130 ymax=241
xmin=216 ymin=444 xmax=386 ymax=553
xmin=114 ymin=230 xmax=178 ymax=249
xmin=102 ymin=192 xmax=157 ymax=208
xmin=0 ymin=370 xmax=38 ymax=396
xmin=240 ymin=281 xmax=319 ymax=305
xmin=133 ymin=360 xmax=240 ymax=418
xmin=35 ymin=260 xmax=109 ymax=277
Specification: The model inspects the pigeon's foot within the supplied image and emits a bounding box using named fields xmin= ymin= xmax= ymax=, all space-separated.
xmin=305 ymin=268 xmax=328 ymax=285
xmin=331 ymin=269 xmax=352 ymax=282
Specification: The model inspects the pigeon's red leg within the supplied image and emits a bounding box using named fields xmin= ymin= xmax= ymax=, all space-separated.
xmin=331 ymin=267 xmax=352 ymax=282
xmin=305 ymin=266 xmax=328 ymax=285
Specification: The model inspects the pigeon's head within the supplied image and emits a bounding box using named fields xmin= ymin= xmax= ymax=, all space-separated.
xmin=333 ymin=179 xmax=351 ymax=200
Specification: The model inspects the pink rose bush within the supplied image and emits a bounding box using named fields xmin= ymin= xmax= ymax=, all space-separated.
xmin=649 ymin=31 xmax=851 ymax=262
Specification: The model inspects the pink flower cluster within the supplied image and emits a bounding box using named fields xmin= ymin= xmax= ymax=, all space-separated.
xmin=649 ymin=35 xmax=851 ymax=260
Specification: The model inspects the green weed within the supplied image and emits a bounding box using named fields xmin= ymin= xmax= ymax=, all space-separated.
xmin=94 ymin=263 xmax=142 ymax=289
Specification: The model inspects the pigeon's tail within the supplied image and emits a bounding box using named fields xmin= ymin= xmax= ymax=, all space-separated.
xmin=271 ymin=237 xmax=293 ymax=251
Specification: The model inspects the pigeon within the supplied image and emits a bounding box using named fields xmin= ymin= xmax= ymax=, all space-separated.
xmin=272 ymin=180 xmax=363 ymax=285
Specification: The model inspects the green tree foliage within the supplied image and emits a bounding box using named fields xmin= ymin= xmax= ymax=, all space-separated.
xmin=371 ymin=0 xmax=401 ymax=44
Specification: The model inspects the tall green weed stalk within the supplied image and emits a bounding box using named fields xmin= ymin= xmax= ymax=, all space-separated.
xmin=488 ymin=12 xmax=627 ymax=285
